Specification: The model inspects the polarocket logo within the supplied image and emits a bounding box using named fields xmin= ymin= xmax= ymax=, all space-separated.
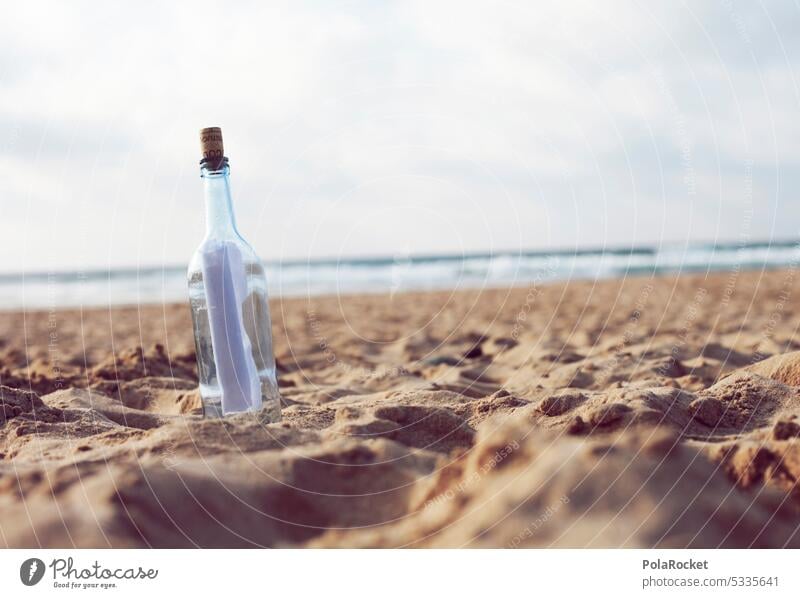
xmin=20 ymin=558 xmax=46 ymax=586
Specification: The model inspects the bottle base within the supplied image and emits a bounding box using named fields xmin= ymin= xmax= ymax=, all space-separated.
xmin=202 ymin=397 xmax=282 ymax=423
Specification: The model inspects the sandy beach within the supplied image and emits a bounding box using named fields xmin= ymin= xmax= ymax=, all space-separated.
xmin=2 ymin=269 xmax=800 ymax=548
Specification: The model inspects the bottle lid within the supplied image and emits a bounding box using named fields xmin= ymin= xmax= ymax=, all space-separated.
xmin=199 ymin=127 xmax=225 ymax=168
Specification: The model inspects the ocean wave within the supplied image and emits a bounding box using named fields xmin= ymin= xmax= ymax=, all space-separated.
xmin=2 ymin=241 xmax=798 ymax=309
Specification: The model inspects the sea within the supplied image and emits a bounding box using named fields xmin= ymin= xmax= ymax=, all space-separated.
xmin=2 ymin=240 xmax=799 ymax=310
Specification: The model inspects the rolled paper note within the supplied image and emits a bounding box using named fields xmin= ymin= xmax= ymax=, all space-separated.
xmin=200 ymin=239 xmax=261 ymax=414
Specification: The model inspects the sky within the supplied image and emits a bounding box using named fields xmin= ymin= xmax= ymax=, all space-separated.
xmin=1 ymin=0 xmax=799 ymax=273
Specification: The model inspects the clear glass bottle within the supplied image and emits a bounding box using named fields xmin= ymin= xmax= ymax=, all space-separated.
xmin=188 ymin=128 xmax=281 ymax=420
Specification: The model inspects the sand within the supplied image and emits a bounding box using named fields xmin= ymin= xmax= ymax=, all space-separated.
xmin=2 ymin=269 xmax=800 ymax=547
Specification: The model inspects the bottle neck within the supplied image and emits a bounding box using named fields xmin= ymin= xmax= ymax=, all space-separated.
xmin=201 ymin=162 xmax=239 ymax=238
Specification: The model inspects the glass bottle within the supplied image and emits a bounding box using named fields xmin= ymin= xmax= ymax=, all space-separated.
xmin=187 ymin=127 xmax=281 ymax=420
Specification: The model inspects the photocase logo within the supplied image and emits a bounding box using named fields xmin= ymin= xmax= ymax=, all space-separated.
xmin=20 ymin=558 xmax=46 ymax=586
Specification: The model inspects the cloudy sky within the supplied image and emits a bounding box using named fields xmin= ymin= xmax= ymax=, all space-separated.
xmin=1 ymin=1 xmax=798 ymax=272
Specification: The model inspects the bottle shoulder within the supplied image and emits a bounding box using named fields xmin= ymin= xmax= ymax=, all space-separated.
xmin=188 ymin=234 xmax=264 ymax=275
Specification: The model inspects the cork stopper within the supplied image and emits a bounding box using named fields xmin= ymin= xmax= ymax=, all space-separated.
xmin=199 ymin=127 xmax=225 ymax=168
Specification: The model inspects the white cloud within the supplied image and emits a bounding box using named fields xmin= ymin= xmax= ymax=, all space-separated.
xmin=1 ymin=0 xmax=798 ymax=272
